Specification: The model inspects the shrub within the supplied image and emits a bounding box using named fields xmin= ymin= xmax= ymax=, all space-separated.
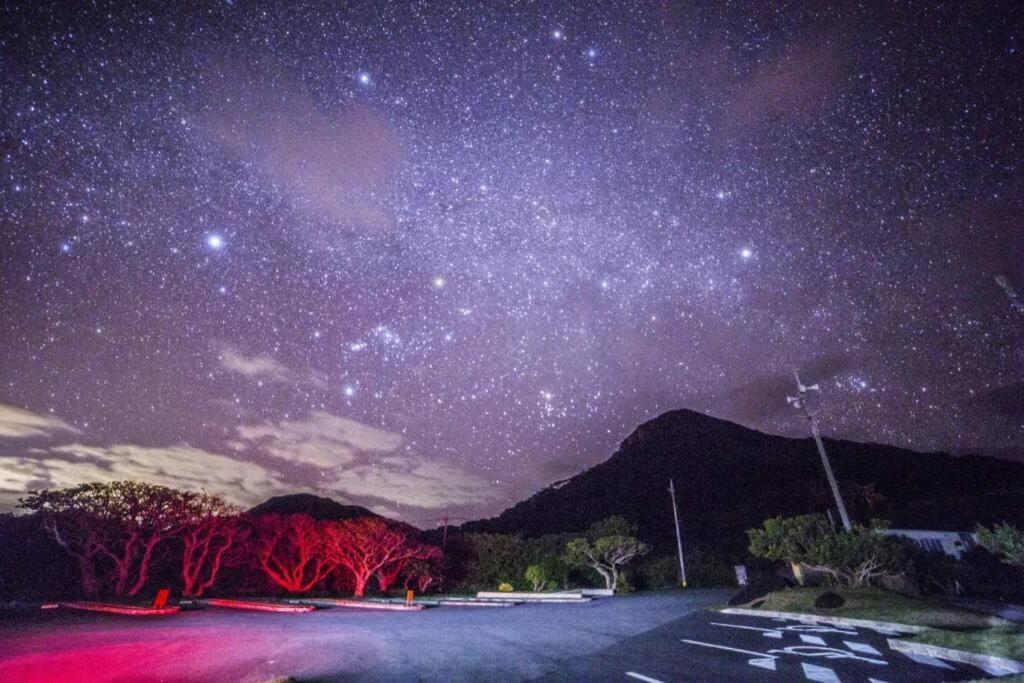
xmin=748 ymin=514 xmax=908 ymax=588
xmin=498 ymin=582 xmax=514 ymax=592
xmin=524 ymin=564 xmax=547 ymax=591
xmin=977 ymin=523 xmax=1024 ymax=567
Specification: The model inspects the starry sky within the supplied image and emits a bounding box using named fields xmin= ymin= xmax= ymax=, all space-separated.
xmin=1 ymin=1 xmax=1022 ymax=521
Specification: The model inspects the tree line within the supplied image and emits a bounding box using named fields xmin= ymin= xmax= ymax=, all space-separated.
xmin=18 ymin=482 xmax=441 ymax=599
xmin=6 ymin=482 xmax=682 ymax=601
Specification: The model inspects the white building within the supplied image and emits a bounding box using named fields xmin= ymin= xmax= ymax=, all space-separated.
xmin=878 ymin=529 xmax=978 ymax=559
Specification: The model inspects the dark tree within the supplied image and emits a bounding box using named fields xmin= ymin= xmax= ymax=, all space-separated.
xmin=21 ymin=482 xmax=229 ymax=597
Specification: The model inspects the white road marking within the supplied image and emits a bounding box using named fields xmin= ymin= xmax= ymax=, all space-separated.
xmin=784 ymin=624 xmax=857 ymax=635
xmin=868 ymin=679 xmax=891 ymax=683
xmin=710 ymin=622 xmax=783 ymax=638
xmin=900 ymin=651 xmax=955 ymax=670
xmin=749 ymin=657 xmax=778 ymax=671
xmin=799 ymin=635 xmax=827 ymax=645
xmin=625 ymin=673 xmax=664 ymax=683
xmin=802 ymin=662 xmax=841 ymax=682
xmin=844 ymin=640 xmax=882 ymax=656
xmin=680 ymin=639 xmax=778 ymax=659
xmin=767 ymin=645 xmax=887 ymax=665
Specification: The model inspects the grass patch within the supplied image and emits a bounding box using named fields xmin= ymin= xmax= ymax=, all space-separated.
xmin=912 ymin=624 xmax=1024 ymax=662
xmin=752 ymin=587 xmax=1006 ymax=629
xmin=744 ymin=587 xmax=1024 ymax=663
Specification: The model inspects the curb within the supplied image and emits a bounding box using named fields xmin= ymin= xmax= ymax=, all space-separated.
xmin=198 ymin=598 xmax=314 ymax=613
xmin=887 ymin=638 xmax=1024 ymax=677
xmin=293 ymin=598 xmax=423 ymax=611
xmin=59 ymin=601 xmax=182 ymax=616
xmin=720 ymin=607 xmax=927 ymax=634
xmin=477 ymin=591 xmax=586 ymax=600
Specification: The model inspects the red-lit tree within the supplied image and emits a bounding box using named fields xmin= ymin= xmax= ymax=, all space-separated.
xmin=21 ymin=482 xmax=229 ymax=596
xmin=181 ymin=511 xmax=248 ymax=597
xmin=326 ymin=517 xmax=441 ymax=597
xmin=252 ymin=514 xmax=336 ymax=593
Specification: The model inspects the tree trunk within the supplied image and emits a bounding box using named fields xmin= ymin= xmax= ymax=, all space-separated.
xmin=353 ymin=573 xmax=370 ymax=597
xmin=78 ymin=554 xmax=99 ymax=596
xmin=591 ymin=564 xmax=613 ymax=590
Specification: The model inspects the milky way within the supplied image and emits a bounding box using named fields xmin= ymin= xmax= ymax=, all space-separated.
xmin=1 ymin=2 xmax=1022 ymax=520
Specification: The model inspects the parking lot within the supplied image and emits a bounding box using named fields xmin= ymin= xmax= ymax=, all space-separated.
xmin=0 ymin=592 xmax=990 ymax=681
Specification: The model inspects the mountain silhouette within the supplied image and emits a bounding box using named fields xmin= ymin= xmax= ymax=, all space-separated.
xmin=462 ymin=409 xmax=1024 ymax=556
xmin=248 ymin=493 xmax=380 ymax=521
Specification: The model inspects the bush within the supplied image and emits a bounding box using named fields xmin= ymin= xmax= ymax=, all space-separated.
xmin=636 ymin=555 xmax=680 ymax=590
xmin=451 ymin=532 xmax=573 ymax=592
xmin=524 ymin=564 xmax=547 ymax=591
xmin=977 ymin=523 xmax=1024 ymax=567
xmin=498 ymin=582 xmax=514 ymax=592
xmin=748 ymin=514 xmax=908 ymax=588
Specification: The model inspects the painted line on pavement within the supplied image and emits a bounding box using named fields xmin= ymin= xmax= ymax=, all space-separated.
xmin=799 ymin=635 xmax=827 ymax=646
xmin=681 ymin=639 xmax=779 ymax=659
xmin=625 ymin=672 xmax=664 ymax=682
xmin=900 ymin=651 xmax=955 ymax=670
xmin=709 ymin=622 xmax=783 ymax=638
xmin=844 ymin=641 xmax=882 ymax=656
xmin=801 ymin=662 xmax=841 ymax=682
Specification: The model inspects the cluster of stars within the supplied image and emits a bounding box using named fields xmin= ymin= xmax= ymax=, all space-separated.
xmin=0 ymin=2 xmax=1021 ymax=517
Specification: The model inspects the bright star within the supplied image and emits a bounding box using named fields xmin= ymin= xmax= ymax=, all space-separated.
xmin=206 ymin=233 xmax=224 ymax=250
xmin=432 ymin=276 xmax=446 ymax=289
xmin=60 ymin=241 xmax=72 ymax=253
xmin=357 ymin=71 xmax=371 ymax=85
xmin=552 ymin=30 xmax=564 ymax=40
xmin=343 ymin=385 xmax=355 ymax=397
xmin=740 ymin=247 xmax=753 ymax=259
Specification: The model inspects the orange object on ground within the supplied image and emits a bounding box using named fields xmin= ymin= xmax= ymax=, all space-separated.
xmin=151 ymin=588 xmax=171 ymax=609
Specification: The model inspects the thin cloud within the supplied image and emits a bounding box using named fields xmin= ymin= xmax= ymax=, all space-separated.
xmin=216 ymin=343 xmax=328 ymax=390
xmin=0 ymin=404 xmax=80 ymax=439
xmin=236 ymin=411 xmax=495 ymax=510
xmin=0 ymin=443 xmax=296 ymax=510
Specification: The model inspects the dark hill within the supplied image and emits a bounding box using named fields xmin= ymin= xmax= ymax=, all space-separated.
xmin=248 ymin=493 xmax=380 ymax=521
xmin=462 ymin=409 xmax=1024 ymax=557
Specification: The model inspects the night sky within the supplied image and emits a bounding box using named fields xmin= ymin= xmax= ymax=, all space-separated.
xmin=1 ymin=2 xmax=1021 ymax=521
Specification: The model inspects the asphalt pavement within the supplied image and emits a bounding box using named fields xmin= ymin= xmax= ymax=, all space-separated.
xmin=0 ymin=591 xmax=994 ymax=681
xmin=538 ymin=607 xmax=989 ymax=682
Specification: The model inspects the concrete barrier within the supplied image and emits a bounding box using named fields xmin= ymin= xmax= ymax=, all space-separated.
xmin=439 ymin=599 xmax=516 ymax=607
xmin=573 ymin=588 xmax=614 ymax=597
xmin=295 ymin=598 xmax=423 ymax=611
xmin=60 ymin=601 xmax=181 ymax=616
xmin=477 ymin=589 xmax=589 ymax=602
xmin=476 ymin=591 xmax=590 ymax=602
xmin=199 ymin=598 xmax=314 ymax=613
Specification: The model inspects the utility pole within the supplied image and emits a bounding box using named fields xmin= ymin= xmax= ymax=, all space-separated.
xmin=668 ymin=479 xmax=687 ymax=587
xmin=787 ymin=369 xmax=853 ymax=532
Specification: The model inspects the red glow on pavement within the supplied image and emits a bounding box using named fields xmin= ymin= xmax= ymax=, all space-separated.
xmin=0 ymin=624 xmax=333 ymax=683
